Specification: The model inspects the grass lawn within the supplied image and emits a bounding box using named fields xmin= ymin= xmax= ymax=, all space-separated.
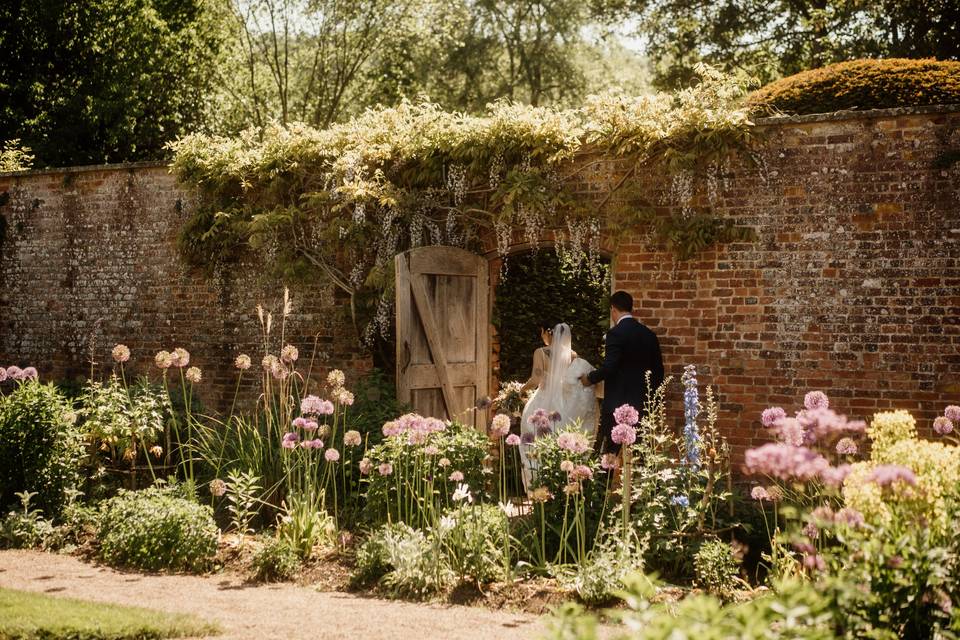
xmin=0 ymin=587 xmax=218 ymax=639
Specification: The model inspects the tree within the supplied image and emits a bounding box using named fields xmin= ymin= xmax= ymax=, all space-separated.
xmin=0 ymin=0 xmax=230 ymax=167
xmin=597 ymin=0 xmax=960 ymax=88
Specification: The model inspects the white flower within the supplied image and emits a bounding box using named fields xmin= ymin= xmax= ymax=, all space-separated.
xmin=498 ymin=501 xmax=520 ymax=518
xmin=452 ymin=483 xmax=473 ymax=503
xmin=439 ymin=516 xmax=456 ymax=532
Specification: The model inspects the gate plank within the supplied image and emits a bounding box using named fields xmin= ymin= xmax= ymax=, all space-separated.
xmin=411 ymin=274 xmax=459 ymax=419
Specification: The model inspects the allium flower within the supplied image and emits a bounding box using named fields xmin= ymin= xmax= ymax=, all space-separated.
xmin=549 ymin=411 xmax=562 ymax=424
xmin=505 ymin=434 xmax=521 ymax=446
xmin=765 ymin=485 xmax=784 ymax=501
xmin=803 ymin=553 xmax=826 ymax=571
xmin=804 ymin=390 xmax=829 ymax=410
xmin=557 ymin=431 xmax=590 ymax=454
xmin=774 ymin=417 xmax=805 ymax=447
xmin=528 ymin=408 xmax=551 ymax=433
xmin=301 ymin=395 xmax=334 ymax=416
xmin=172 ymin=348 xmax=190 ymax=368
xmin=560 ymin=460 xmax=574 ymax=473
xmin=475 ymin=396 xmax=492 ymax=410
xmin=20 ymin=367 xmax=38 ymax=381
xmin=5 ymin=366 xmax=21 ymax=380
xmin=836 ymin=437 xmax=858 ymax=455
xmin=0 ymin=368 xmax=7 ymax=383
xmin=209 ymin=479 xmax=227 ymax=497
xmin=382 ymin=421 xmax=400 ymax=437
xmin=112 ymin=344 xmax=130 ymax=363
xmin=424 ymin=444 xmax=440 ymax=455
xmin=271 ymin=361 xmax=289 ymax=380
xmin=327 ymin=369 xmax=346 ymax=388
xmin=933 ymin=416 xmax=954 ymax=436
xmin=571 ymin=465 xmax=593 ymax=482
xmin=671 ymin=495 xmax=690 ymax=508
xmin=744 ymin=443 xmax=829 ymax=481
xmin=359 ymin=458 xmax=373 ymax=475
xmin=750 ymin=486 xmax=770 ymax=501
xmin=521 ymin=432 xmax=535 ymax=445
xmin=281 ymin=432 xmax=300 ymax=449
xmin=563 ymin=482 xmax=581 ymax=496
xmin=810 ymin=506 xmax=834 ymax=522
xmin=438 ymin=457 xmax=451 ymax=468
xmin=344 ymin=430 xmax=362 ymax=447
xmin=490 ymin=413 xmax=512 ymax=438
xmin=235 ymin=354 xmax=251 ymax=370
xmin=325 ymin=448 xmax=340 ymax=463
xmin=945 ymin=406 xmax=960 ymax=423
xmin=452 ymin=483 xmax=473 ymax=503
xmin=334 ymin=388 xmax=354 ymax=406
xmin=761 ymin=407 xmax=787 ymax=427
xmin=303 ymin=438 xmax=323 ymax=449
xmin=185 ymin=366 xmax=202 ymax=384
xmin=530 ymin=487 xmax=553 ymax=503
xmin=262 ymin=354 xmax=279 ymax=372
xmin=449 ymin=470 xmax=464 ymax=482
xmin=868 ymin=464 xmax=917 ymax=487
xmin=378 ymin=462 xmax=393 ymax=476
xmin=611 ymin=423 xmax=637 ymax=446
xmin=613 ymin=404 xmax=639 ymax=426
xmin=834 ymin=507 xmax=865 ymax=528
xmin=600 ymin=453 xmax=620 ymax=470
xmin=154 ymin=351 xmax=173 ymax=369
xmin=802 ymin=522 xmax=819 ymax=538
xmin=797 ymin=407 xmax=866 ymax=443
xmin=281 ymin=344 xmax=299 ymax=363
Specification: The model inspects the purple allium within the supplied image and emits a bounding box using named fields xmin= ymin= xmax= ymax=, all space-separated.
xmin=835 ymin=437 xmax=858 ymax=455
xmin=20 ymin=367 xmax=37 ymax=381
xmin=820 ymin=464 xmax=851 ymax=488
xmin=281 ymin=432 xmax=300 ymax=449
xmin=448 ymin=470 xmax=464 ymax=482
xmin=933 ymin=416 xmax=954 ymax=436
xmin=490 ymin=413 xmax=511 ymax=438
xmin=571 ymin=465 xmax=594 ymax=482
xmin=797 ymin=407 xmax=866 ymax=443
xmin=557 ymin=432 xmax=589 ymax=454
xmin=868 ymin=464 xmax=917 ymax=487
xmin=611 ymin=423 xmax=637 ymax=446
xmin=359 ymin=458 xmax=373 ymax=475
xmin=528 ymin=408 xmax=551 ymax=433
xmin=475 ymin=396 xmax=492 ymax=410
xmin=750 ymin=486 xmax=770 ymax=501
xmin=945 ymin=406 xmax=960 ymax=423
xmin=506 ymin=434 xmax=521 ymax=446
xmin=804 ymin=391 xmax=829 ymax=411
xmin=810 ymin=505 xmax=834 ymax=522
xmin=803 ymin=553 xmax=826 ymax=571
xmin=613 ymin=404 xmax=639 ymax=426
xmin=378 ymin=462 xmax=393 ymax=476
xmin=305 ymin=438 xmax=324 ymax=449
xmin=185 ymin=366 xmax=202 ymax=384
xmin=6 ymin=366 xmax=22 ymax=380
xmin=0 ymin=368 xmax=7 ymax=383
xmin=301 ymin=395 xmax=333 ymax=416
xmin=743 ymin=443 xmax=829 ymax=481
xmin=549 ymin=411 xmax=562 ymax=424
xmin=774 ymin=417 xmax=805 ymax=447
xmin=600 ymin=453 xmax=619 ymax=470
xmin=761 ymin=407 xmax=787 ymax=427
xmin=559 ymin=460 xmax=574 ymax=473
xmin=802 ymin=522 xmax=819 ymax=539
xmin=521 ymin=432 xmax=535 ymax=445
xmin=382 ymin=421 xmax=400 ymax=437
xmin=834 ymin=507 xmax=865 ymax=528
xmin=324 ymin=448 xmax=340 ymax=462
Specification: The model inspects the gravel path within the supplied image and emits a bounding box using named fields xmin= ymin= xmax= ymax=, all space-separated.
xmin=0 ymin=551 xmax=548 ymax=640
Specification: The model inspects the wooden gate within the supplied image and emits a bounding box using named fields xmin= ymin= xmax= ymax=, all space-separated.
xmin=396 ymin=247 xmax=489 ymax=430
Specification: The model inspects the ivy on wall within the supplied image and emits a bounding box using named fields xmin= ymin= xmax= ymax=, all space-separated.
xmin=169 ymin=64 xmax=759 ymax=342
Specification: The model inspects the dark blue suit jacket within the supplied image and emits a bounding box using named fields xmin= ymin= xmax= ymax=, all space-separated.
xmin=587 ymin=317 xmax=664 ymax=448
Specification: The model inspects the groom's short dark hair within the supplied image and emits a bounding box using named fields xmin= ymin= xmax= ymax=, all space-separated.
xmin=610 ymin=291 xmax=633 ymax=313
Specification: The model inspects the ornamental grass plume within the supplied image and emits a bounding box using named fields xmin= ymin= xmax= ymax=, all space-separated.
xmin=112 ymin=344 xmax=131 ymax=363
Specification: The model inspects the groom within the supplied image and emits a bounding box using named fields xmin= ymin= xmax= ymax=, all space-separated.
xmin=580 ymin=291 xmax=664 ymax=453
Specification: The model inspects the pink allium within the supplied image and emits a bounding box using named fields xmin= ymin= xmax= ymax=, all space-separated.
xmin=802 ymin=553 xmax=826 ymax=571
xmin=333 ymin=388 xmax=354 ymax=406
xmin=750 ymin=486 xmax=770 ymax=501
xmin=326 ymin=369 xmax=346 ymax=388
xmin=438 ymin=457 xmax=451 ymax=468
xmin=281 ymin=432 xmax=300 ymax=449
xmin=804 ymin=391 xmax=829 ymax=410
xmin=868 ymin=464 xmax=917 ymax=487
xmin=611 ymin=423 xmax=637 ymax=446
xmin=571 ymin=465 xmax=593 ymax=482
xmin=304 ymin=438 xmax=324 ymax=449
xmin=505 ymin=434 xmax=521 ymax=446
xmin=600 ymin=453 xmax=620 ymax=470
xmin=761 ymin=407 xmax=786 ymax=427
xmin=325 ymin=448 xmax=340 ymax=462
xmin=292 ymin=417 xmax=307 ymax=429
xmin=945 ymin=406 xmax=960 ymax=423
xmin=301 ymin=395 xmax=333 ymax=416
xmin=796 ymin=407 xmax=866 ymax=443
xmin=382 ymin=421 xmax=400 ymax=437
xmin=171 ymin=348 xmax=190 ymax=368
xmin=557 ymin=431 xmax=590 ymax=454
xmin=235 ymin=354 xmax=252 ymax=370
xmin=449 ymin=470 xmax=464 ymax=482
xmin=613 ymin=404 xmax=639 ymax=426
xmin=281 ymin=344 xmax=299 ymax=363
xmin=359 ymin=458 xmax=373 ymax=474
xmin=185 ymin=366 xmax=202 ymax=384
xmin=835 ymin=437 xmax=858 ymax=455
xmin=344 ymin=430 xmax=362 ymax=447
xmin=490 ymin=413 xmax=511 ymax=438
xmin=559 ymin=460 xmax=574 ymax=473
xmin=802 ymin=522 xmax=819 ymax=539
xmin=378 ymin=462 xmax=393 ymax=476
xmin=209 ymin=479 xmax=227 ymax=497
xmin=154 ymin=351 xmax=173 ymax=369
xmin=834 ymin=507 xmax=865 ymax=528
xmin=549 ymin=411 xmax=562 ymax=424
xmin=6 ymin=366 xmax=22 ymax=380
xmin=262 ymin=354 xmax=279 ymax=372
xmin=528 ymin=408 xmax=551 ymax=432
xmin=773 ymin=417 xmax=805 ymax=447
xmin=810 ymin=506 xmax=834 ymax=522
xmin=744 ymin=443 xmax=829 ymax=481
xmin=112 ymin=344 xmax=131 ymax=363
xmin=424 ymin=444 xmax=440 ymax=455
xmin=933 ymin=416 xmax=954 ymax=436
xmin=820 ymin=464 xmax=851 ymax=488
xmin=0 ymin=368 xmax=7 ymax=382
xmin=20 ymin=367 xmax=37 ymax=381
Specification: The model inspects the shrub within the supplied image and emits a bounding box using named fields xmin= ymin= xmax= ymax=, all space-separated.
xmin=0 ymin=381 xmax=84 ymax=517
xmin=352 ymin=523 xmax=452 ymax=598
xmin=570 ymin=536 xmax=646 ymax=606
xmin=748 ymin=58 xmax=960 ymax=116
xmin=78 ymin=375 xmax=169 ymax=467
xmin=694 ymin=539 xmax=741 ymax=598
xmin=437 ymin=503 xmax=509 ymax=584
xmin=98 ymin=484 xmax=219 ymax=572
xmin=251 ymin=537 xmax=302 ymax=582
xmin=0 ymin=492 xmax=53 ymax=549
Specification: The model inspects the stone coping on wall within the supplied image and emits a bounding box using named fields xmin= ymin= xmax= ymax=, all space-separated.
xmin=2 ymin=103 xmax=958 ymax=179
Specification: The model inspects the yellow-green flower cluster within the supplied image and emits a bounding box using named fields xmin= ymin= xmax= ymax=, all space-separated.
xmin=844 ymin=410 xmax=960 ymax=538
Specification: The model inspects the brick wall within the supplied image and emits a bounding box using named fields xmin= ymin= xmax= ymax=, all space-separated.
xmin=1 ymin=106 xmax=958 ymax=463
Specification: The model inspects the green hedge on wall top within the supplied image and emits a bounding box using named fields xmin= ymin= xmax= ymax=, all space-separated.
xmin=748 ymin=58 xmax=960 ymax=116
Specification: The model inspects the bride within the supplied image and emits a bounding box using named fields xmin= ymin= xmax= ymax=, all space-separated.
xmin=518 ymin=322 xmax=597 ymax=491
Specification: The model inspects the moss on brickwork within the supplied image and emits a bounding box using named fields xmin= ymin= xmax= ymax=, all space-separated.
xmin=748 ymin=59 xmax=960 ymax=115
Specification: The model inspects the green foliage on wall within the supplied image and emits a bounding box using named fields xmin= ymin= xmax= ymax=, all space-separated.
xmin=494 ymin=251 xmax=610 ymax=382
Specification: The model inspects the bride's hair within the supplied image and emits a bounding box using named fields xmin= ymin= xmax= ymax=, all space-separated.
xmin=537 ymin=318 xmax=556 ymax=333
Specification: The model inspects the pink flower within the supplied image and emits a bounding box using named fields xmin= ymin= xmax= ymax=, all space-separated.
xmin=820 ymin=464 xmax=851 ymax=488
xmin=6 ymin=366 xmax=23 ymax=379
xmin=359 ymin=458 xmax=373 ymax=474
xmin=505 ymin=434 xmax=521 ymax=446
xmin=112 ymin=344 xmax=131 ymax=363
xmin=449 ymin=470 xmax=464 ymax=482
xmin=834 ymin=507 xmax=865 ymax=528
xmin=490 ymin=414 xmax=511 ymax=438
xmin=301 ymin=395 xmax=334 ymax=416
xmin=773 ymin=417 xmax=805 ymax=447
xmin=571 ymin=465 xmax=593 ymax=481
xmin=750 ymin=486 xmax=770 ymax=501
xmin=305 ymin=438 xmax=324 ymax=449
xmin=424 ymin=444 xmax=440 ymax=455
xmin=0 ymin=368 xmax=7 ymax=383
xmin=611 ymin=423 xmax=637 ymax=446
xmin=171 ymin=348 xmax=190 ymax=368
xmin=281 ymin=432 xmax=300 ymax=449
xmin=803 ymin=391 xmax=829 ymax=410
xmin=761 ymin=407 xmax=786 ymax=427
xmin=235 ymin=354 xmax=252 ymax=370
xmin=378 ymin=462 xmax=393 ymax=476
xmin=744 ymin=443 xmax=829 ymax=481
xmin=802 ymin=522 xmax=819 ymax=539
xmin=438 ymin=457 xmax=451 ymax=468
xmin=20 ymin=367 xmax=37 ymax=381
xmin=382 ymin=421 xmax=400 ymax=437
xmin=281 ymin=344 xmax=298 ymax=363
xmin=796 ymin=407 xmax=866 ymax=443
xmin=334 ymin=388 xmax=354 ymax=406
xmin=810 ymin=506 xmax=834 ymax=522
xmin=613 ymin=404 xmax=639 ymax=426
xmin=868 ymin=464 xmax=917 ymax=487
xmin=557 ymin=432 xmax=590 ymax=454
xmin=835 ymin=437 xmax=858 ymax=455
xmin=600 ymin=453 xmax=619 ymax=470
xmin=559 ymin=460 xmax=574 ymax=473
xmin=933 ymin=416 xmax=954 ymax=436
xmin=528 ymin=408 xmax=551 ymax=433
xmin=802 ymin=553 xmax=826 ymax=571
xmin=325 ymin=448 xmax=340 ymax=463
xmin=945 ymin=406 xmax=960 ymax=423
xmin=185 ymin=366 xmax=202 ymax=384
xmin=344 ymin=430 xmax=362 ymax=447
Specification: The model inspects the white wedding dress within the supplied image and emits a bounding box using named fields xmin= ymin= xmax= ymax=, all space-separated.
xmin=519 ymin=323 xmax=598 ymax=491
